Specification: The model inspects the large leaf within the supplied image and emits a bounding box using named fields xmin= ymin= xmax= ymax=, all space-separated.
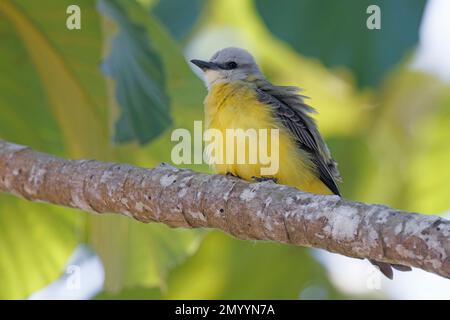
xmin=255 ymin=0 xmax=426 ymax=87
xmin=407 ymin=94 xmax=450 ymax=213
xmin=164 ymin=231 xmax=345 ymax=299
xmin=99 ymin=0 xmax=171 ymax=144
xmin=362 ymin=69 xmax=450 ymax=213
xmin=101 ymin=0 xmax=206 ymax=166
xmin=0 ymin=0 xmax=203 ymax=298
xmin=0 ymin=196 xmax=82 ymax=299
xmin=95 ymin=231 xmax=348 ymax=299
xmin=326 ymin=136 xmax=377 ymax=199
xmin=0 ymin=0 xmax=108 ymax=159
xmin=90 ymin=216 xmax=203 ymax=292
xmin=152 ymin=0 xmax=205 ymax=42
xmin=0 ymin=0 xmax=107 ymax=299
xmin=0 ymin=15 xmax=62 ymax=154
xmin=90 ymin=0 xmax=206 ymax=293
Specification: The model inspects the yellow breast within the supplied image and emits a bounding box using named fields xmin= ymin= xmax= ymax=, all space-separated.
xmin=204 ymin=82 xmax=332 ymax=195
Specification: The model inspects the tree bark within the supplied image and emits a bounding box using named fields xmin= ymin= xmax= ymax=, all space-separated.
xmin=1 ymin=139 xmax=449 ymax=278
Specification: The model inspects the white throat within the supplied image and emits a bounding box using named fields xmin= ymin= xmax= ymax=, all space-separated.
xmin=204 ymin=70 xmax=227 ymax=90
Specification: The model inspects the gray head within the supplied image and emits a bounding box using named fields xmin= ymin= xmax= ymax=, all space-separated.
xmin=191 ymin=47 xmax=262 ymax=88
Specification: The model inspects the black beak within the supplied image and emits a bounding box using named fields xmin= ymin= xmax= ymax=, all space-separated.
xmin=190 ymin=59 xmax=217 ymax=71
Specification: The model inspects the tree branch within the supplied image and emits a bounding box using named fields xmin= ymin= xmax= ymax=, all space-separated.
xmin=1 ymin=139 xmax=449 ymax=278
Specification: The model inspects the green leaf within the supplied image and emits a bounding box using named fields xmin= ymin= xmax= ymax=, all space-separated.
xmin=407 ymin=90 xmax=450 ymax=213
xmin=99 ymin=0 xmax=172 ymax=144
xmin=0 ymin=15 xmax=62 ymax=154
xmin=326 ymin=136 xmax=377 ymax=199
xmin=0 ymin=195 xmax=82 ymax=299
xmin=164 ymin=231 xmax=344 ymax=299
xmin=95 ymin=232 xmax=348 ymax=300
xmin=0 ymin=0 xmax=205 ymax=298
xmin=110 ymin=0 xmax=205 ymax=118
xmin=152 ymin=0 xmax=205 ymax=42
xmin=255 ymin=0 xmax=426 ymax=87
xmin=0 ymin=0 xmax=107 ymax=299
xmin=0 ymin=0 xmax=108 ymax=159
xmin=88 ymin=213 xmax=204 ymax=294
xmin=68 ymin=0 xmax=204 ymax=295
xmin=95 ymin=217 xmax=204 ymax=291
xmin=102 ymin=0 xmax=206 ymax=167
xmin=89 ymin=0 xmax=206 ymax=294
xmin=363 ymin=70 xmax=450 ymax=213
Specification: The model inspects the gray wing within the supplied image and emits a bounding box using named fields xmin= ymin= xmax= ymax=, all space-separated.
xmin=255 ymin=80 xmax=342 ymax=196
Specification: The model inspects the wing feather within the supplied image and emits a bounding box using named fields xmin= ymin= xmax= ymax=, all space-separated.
xmin=255 ymin=80 xmax=342 ymax=196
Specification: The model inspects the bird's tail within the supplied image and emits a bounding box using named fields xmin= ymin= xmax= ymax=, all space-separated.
xmin=369 ymin=259 xmax=412 ymax=280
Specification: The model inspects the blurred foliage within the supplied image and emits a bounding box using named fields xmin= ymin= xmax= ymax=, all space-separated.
xmin=164 ymin=232 xmax=344 ymax=299
xmin=100 ymin=0 xmax=171 ymax=144
xmin=408 ymin=93 xmax=450 ymax=213
xmin=90 ymin=216 xmax=203 ymax=291
xmin=0 ymin=0 xmax=104 ymax=299
xmin=153 ymin=0 xmax=206 ymax=42
xmin=0 ymin=196 xmax=82 ymax=299
xmin=256 ymin=0 xmax=426 ymax=87
xmin=0 ymin=0 xmax=449 ymax=300
xmin=363 ymin=69 xmax=450 ymax=213
xmin=0 ymin=0 xmax=203 ymax=298
xmin=97 ymin=231 xmax=346 ymax=299
xmin=0 ymin=0 xmax=107 ymax=158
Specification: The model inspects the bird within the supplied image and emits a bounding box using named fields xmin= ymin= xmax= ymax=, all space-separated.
xmin=190 ymin=47 xmax=411 ymax=279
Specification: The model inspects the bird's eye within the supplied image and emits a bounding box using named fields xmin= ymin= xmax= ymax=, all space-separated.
xmin=225 ymin=61 xmax=238 ymax=69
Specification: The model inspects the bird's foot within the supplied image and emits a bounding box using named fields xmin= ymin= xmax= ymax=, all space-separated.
xmin=226 ymin=172 xmax=242 ymax=179
xmin=251 ymin=176 xmax=278 ymax=184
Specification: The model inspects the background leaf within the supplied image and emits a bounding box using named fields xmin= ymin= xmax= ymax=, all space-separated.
xmin=407 ymin=92 xmax=450 ymax=213
xmin=0 ymin=0 xmax=106 ymax=298
xmin=0 ymin=0 xmax=204 ymax=298
xmin=90 ymin=0 xmax=206 ymax=294
xmin=164 ymin=231 xmax=345 ymax=299
xmin=0 ymin=13 xmax=62 ymax=154
xmin=363 ymin=69 xmax=450 ymax=213
xmin=255 ymin=0 xmax=426 ymax=87
xmin=0 ymin=196 xmax=81 ymax=299
xmin=100 ymin=0 xmax=172 ymax=144
xmin=152 ymin=0 xmax=205 ymax=42
xmin=0 ymin=0 xmax=108 ymax=159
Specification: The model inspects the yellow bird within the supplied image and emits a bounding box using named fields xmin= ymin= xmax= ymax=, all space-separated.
xmin=191 ymin=47 xmax=411 ymax=279
xmin=191 ymin=47 xmax=341 ymax=196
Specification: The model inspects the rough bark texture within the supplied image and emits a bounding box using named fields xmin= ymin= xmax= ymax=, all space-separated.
xmin=1 ymin=140 xmax=449 ymax=278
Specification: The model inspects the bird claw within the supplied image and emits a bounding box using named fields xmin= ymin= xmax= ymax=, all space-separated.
xmin=226 ymin=172 xmax=241 ymax=179
xmin=251 ymin=176 xmax=277 ymax=184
